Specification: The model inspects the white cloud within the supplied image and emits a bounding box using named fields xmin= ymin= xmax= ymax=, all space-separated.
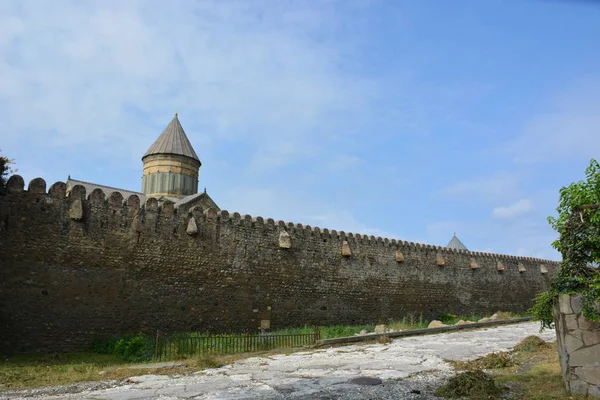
xmin=492 ymin=199 xmax=534 ymax=219
xmin=439 ymin=172 xmax=520 ymax=202
xmin=0 ymin=0 xmax=377 ymax=166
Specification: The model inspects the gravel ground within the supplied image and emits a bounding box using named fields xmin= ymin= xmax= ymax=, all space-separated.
xmin=1 ymin=322 xmax=554 ymax=400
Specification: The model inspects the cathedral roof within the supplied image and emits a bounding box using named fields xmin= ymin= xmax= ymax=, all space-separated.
xmin=143 ymin=113 xmax=200 ymax=163
xmin=447 ymin=234 xmax=468 ymax=251
xmin=66 ymin=177 xmax=147 ymax=203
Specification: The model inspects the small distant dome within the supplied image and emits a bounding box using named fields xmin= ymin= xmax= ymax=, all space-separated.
xmin=447 ymin=234 xmax=468 ymax=251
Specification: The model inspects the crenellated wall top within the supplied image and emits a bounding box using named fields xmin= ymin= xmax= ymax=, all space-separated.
xmin=2 ymin=175 xmax=560 ymax=266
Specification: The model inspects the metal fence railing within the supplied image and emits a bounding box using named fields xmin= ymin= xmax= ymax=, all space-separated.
xmin=153 ymin=329 xmax=321 ymax=361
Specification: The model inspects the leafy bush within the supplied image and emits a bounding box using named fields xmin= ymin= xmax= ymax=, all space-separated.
xmin=531 ymin=159 xmax=600 ymax=329
xmin=91 ymin=334 xmax=154 ymax=362
xmin=113 ymin=334 xmax=154 ymax=362
xmin=438 ymin=313 xmax=459 ymax=324
xmin=90 ymin=336 xmax=122 ymax=355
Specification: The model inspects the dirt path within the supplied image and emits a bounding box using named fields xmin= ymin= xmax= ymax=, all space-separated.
xmin=1 ymin=322 xmax=554 ymax=400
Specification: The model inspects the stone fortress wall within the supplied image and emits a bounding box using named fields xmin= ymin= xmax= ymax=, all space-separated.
xmin=0 ymin=175 xmax=558 ymax=354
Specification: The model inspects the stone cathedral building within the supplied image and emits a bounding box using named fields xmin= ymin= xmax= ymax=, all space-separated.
xmin=66 ymin=113 xmax=219 ymax=213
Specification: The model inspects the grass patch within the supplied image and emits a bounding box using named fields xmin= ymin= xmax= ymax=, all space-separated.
xmin=490 ymin=337 xmax=587 ymax=399
xmin=0 ymin=347 xmax=293 ymax=391
xmin=0 ymin=352 xmax=132 ymax=391
xmin=446 ymin=336 xmax=587 ymax=400
xmin=387 ymin=314 xmax=429 ymax=331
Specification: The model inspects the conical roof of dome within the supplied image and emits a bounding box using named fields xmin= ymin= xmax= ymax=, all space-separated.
xmin=143 ymin=113 xmax=200 ymax=163
xmin=447 ymin=234 xmax=468 ymax=251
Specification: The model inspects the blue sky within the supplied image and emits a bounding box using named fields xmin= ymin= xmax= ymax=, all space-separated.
xmin=2 ymin=0 xmax=599 ymax=260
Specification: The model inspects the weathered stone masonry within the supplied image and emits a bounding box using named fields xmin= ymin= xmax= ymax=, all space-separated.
xmin=0 ymin=176 xmax=557 ymax=354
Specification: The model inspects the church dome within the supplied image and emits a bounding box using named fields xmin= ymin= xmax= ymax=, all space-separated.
xmin=143 ymin=113 xmax=200 ymax=163
xmin=141 ymin=113 xmax=201 ymax=198
xmin=447 ymin=234 xmax=468 ymax=251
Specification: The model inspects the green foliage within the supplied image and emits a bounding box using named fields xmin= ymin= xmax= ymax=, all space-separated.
xmin=435 ymin=370 xmax=507 ymax=399
xmin=532 ymin=159 xmax=600 ymax=329
xmin=529 ymin=291 xmax=557 ymax=330
xmin=114 ymin=334 xmax=154 ymax=362
xmin=90 ymin=336 xmax=122 ymax=355
xmin=548 ymin=159 xmax=600 ymax=263
xmin=438 ymin=313 xmax=459 ymax=324
xmin=0 ymin=151 xmax=17 ymax=188
xmin=92 ymin=334 xmax=154 ymax=362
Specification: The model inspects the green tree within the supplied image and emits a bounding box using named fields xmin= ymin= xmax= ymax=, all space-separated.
xmin=0 ymin=151 xmax=17 ymax=188
xmin=530 ymin=159 xmax=600 ymax=329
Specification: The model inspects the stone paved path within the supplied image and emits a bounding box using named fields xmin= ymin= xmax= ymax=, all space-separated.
xmin=2 ymin=322 xmax=555 ymax=400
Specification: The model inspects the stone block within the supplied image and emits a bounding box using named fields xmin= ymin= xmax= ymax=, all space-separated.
xmin=49 ymin=182 xmax=67 ymax=197
xmin=518 ymin=263 xmax=526 ymax=272
xmin=575 ymin=366 xmax=600 ymax=386
xmin=278 ymin=231 xmax=291 ymax=249
xmin=565 ymin=333 xmax=584 ymax=353
xmin=565 ymin=314 xmax=579 ymax=331
xmin=559 ymin=294 xmax=574 ymax=314
xmin=70 ymin=184 xmax=86 ymax=200
xmin=127 ymin=195 xmax=141 ymax=209
xmin=579 ymin=315 xmax=600 ymax=331
xmin=89 ymin=188 xmax=105 ymax=205
xmin=571 ymin=294 xmax=583 ymax=314
xmin=469 ymin=259 xmax=479 ymax=269
xmin=496 ymin=261 xmax=505 ymax=271
xmin=428 ymin=320 xmax=447 ymax=329
xmin=540 ymin=264 xmax=548 ymax=274
xmin=108 ymin=192 xmax=124 ymax=208
xmin=374 ymin=325 xmax=387 ymax=334
xmin=569 ymin=379 xmax=589 ymax=396
xmin=186 ymin=217 xmax=198 ymax=235
xmin=28 ymin=177 xmax=46 ymax=194
xmin=161 ymin=200 xmax=174 ymax=215
xmin=570 ymin=343 xmax=600 ymax=367
xmin=342 ymin=240 xmax=351 ymax=256
xmin=6 ymin=175 xmax=24 ymax=193
xmin=395 ymin=251 xmax=404 ymax=262
xmin=582 ymin=329 xmax=600 ymax=347
xmin=69 ymin=199 xmax=83 ymax=221
xmin=436 ymin=254 xmax=445 ymax=266
xmin=204 ymin=207 xmax=217 ymax=221
xmin=588 ymin=384 xmax=600 ymax=398
xmin=145 ymin=197 xmax=158 ymax=212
